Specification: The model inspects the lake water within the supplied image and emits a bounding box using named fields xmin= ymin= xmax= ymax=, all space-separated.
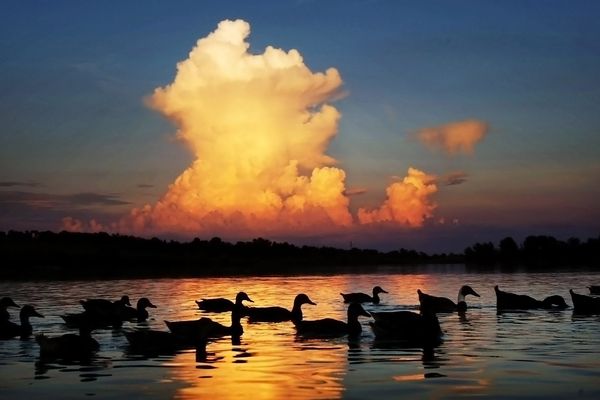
xmin=1 ymin=266 xmax=599 ymax=399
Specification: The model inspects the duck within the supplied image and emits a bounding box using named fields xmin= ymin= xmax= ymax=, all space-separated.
xmin=0 ymin=297 xmax=19 ymax=322
xmin=166 ymin=292 xmax=253 ymax=339
xmin=588 ymin=286 xmax=600 ymax=295
xmin=0 ymin=305 xmax=44 ymax=339
xmin=244 ymin=293 xmax=316 ymax=323
xmin=36 ymin=325 xmax=99 ymax=361
xmin=80 ymin=295 xmax=131 ymax=315
xmin=495 ymin=285 xmax=568 ymax=310
xmin=340 ymin=286 xmax=388 ymax=304
xmin=570 ymin=289 xmax=600 ymax=314
xmin=117 ymin=297 xmax=157 ymax=322
xmin=369 ymin=310 xmax=442 ymax=345
xmin=294 ymin=303 xmax=371 ymax=338
xmin=125 ymin=328 xmax=208 ymax=356
xmin=418 ymin=285 xmax=480 ymax=313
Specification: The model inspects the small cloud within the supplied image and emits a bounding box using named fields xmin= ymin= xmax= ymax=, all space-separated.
xmin=64 ymin=192 xmax=130 ymax=206
xmin=442 ymin=171 xmax=468 ymax=186
xmin=0 ymin=191 xmax=130 ymax=208
xmin=415 ymin=119 xmax=488 ymax=155
xmin=0 ymin=181 xmax=40 ymax=188
xmin=344 ymin=187 xmax=367 ymax=196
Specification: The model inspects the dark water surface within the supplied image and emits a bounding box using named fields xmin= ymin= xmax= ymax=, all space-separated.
xmin=1 ymin=267 xmax=599 ymax=399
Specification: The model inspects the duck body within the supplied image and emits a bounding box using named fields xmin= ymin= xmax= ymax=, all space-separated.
xmin=0 ymin=305 xmax=44 ymax=339
xmin=570 ymin=289 xmax=600 ymax=314
xmin=125 ymin=328 xmax=207 ymax=356
xmin=418 ymin=285 xmax=480 ymax=313
xmin=245 ymin=294 xmax=316 ymax=323
xmin=1 ymin=297 xmax=19 ymax=322
xmin=495 ymin=286 xmax=568 ymax=310
xmin=294 ymin=303 xmax=370 ymax=338
xmin=80 ymin=295 xmax=130 ymax=315
xmin=340 ymin=286 xmax=388 ymax=304
xmin=36 ymin=326 xmax=99 ymax=361
xmin=196 ymin=298 xmax=235 ymax=313
xmin=369 ymin=310 xmax=442 ymax=345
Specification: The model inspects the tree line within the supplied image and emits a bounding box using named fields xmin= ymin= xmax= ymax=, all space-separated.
xmin=0 ymin=230 xmax=598 ymax=279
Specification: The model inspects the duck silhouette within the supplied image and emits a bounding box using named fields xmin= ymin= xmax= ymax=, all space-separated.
xmin=369 ymin=309 xmax=442 ymax=345
xmin=294 ymin=303 xmax=371 ymax=338
xmin=195 ymin=294 xmax=240 ymax=313
xmin=570 ymin=289 xmax=600 ymax=314
xmin=37 ymin=325 xmax=99 ymax=361
xmin=0 ymin=297 xmax=19 ymax=322
xmin=418 ymin=285 xmax=480 ymax=313
xmin=495 ymin=285 xmax=568 ymax=310
xmin=80 ymin=295 xmax=131 ymax=315
xmin=245 ymin=294 xmax=316 ymax=323
xmin=125 ymin=327 xmax=209 ymax=357
xmin=166 ymin=292 xmax=253 ymax=339
xmin=340 ymin=286 xmax=388 ymax=304
xmin=0 ymin=305 xmax=44 ymax=339
xmin=117 ymin=298 xmax=157 ymax=322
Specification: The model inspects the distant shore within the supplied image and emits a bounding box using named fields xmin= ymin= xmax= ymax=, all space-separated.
xmin=1 ymin=231 xmax=598 ymax=280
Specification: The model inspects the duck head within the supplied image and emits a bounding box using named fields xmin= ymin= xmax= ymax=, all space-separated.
xmin=1 ymin=297 xmax=19 ymax=309
xmin=348 ymin=303 xmax=371 ymax=319
xmin=373 ymin=286 xmax=388 ymax=295
xmin=460 ymin=285 xmax=480 ymax=298
xmin=295 ymin=294 xmax=316 ymax=306
xmin=137 ymin=298 xmax=157 ymax=309
xmin=118 ymin=295 xmax=131 ymax=306
xmin=235 ymin=292 xmax=253 ymax=305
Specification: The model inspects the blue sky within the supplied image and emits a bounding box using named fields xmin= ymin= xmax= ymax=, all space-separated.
xmin=1 ymin=1 xmax=599 ymax=251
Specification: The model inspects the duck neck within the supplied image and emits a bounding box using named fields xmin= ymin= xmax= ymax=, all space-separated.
xmin=457 ymin=289 xmax=466 ymax=305
xmin=231 ymin=305 xmax=244 ymax=335
xmin=372 ymin=292 xmax=380 ymax=304
xmin=19 ymin=313 xmax=31 ymax=329
xmin=137 ymin=306 xmax=149 ymax=321
xmin=291 ymin=302 xmax=303 ymax=323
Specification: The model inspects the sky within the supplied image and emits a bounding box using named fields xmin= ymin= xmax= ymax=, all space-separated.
xmin=1 ymin=1 xmax=599 ymax=252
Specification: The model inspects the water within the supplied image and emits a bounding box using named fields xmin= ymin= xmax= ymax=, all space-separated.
xmin=1 ymin=267 xmax=599 ymax=399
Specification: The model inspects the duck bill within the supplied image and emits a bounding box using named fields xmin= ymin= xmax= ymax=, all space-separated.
xmin=33 ymin=310 xmax=45 ymax=318
xmin=308 ymin=300 xmax=317 ymax=306
xmin=361 ymin=309 xmax=371 ymax=318
xmin=470 ymin=289 xmax=481 ymax=297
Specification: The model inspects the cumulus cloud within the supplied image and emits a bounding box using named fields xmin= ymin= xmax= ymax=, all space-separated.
xmin=66 ymin=20 xmax=439 ymax=238
xmin=357 ymin=168 xmax=437 ymax=227
xmin=416 ymin=119 xmax=488 ymax=155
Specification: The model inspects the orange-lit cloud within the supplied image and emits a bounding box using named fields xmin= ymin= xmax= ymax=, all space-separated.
xmin=357 ymin=168 xmax=437 ymax=227
xmin=63 ymin=20 xmax=439 ymax=237
xmin=416 ymin=119 xmax=488 ymax=155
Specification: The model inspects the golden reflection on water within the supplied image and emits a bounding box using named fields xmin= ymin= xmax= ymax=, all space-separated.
xmin=2 ymin=270 xmax=600 ymax=399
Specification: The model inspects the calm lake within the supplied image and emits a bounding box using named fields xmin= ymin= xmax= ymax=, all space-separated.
xmin=1 ymin=267 xmax=599 ymax=399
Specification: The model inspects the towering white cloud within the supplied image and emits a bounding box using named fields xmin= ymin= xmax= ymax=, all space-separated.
xmin=64 ymin=20 xmax=439 ymax=237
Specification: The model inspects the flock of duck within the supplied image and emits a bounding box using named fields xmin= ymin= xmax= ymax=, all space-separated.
xmin=1 ymin=285 xmax=599 ymax=361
